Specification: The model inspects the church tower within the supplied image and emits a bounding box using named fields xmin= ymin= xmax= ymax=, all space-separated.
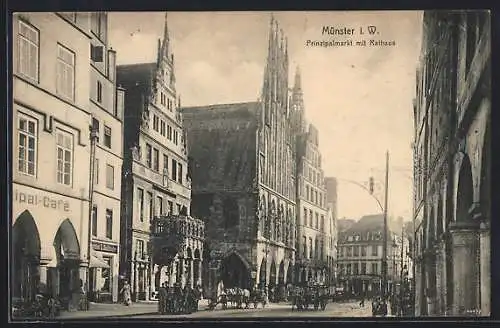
xmin=290 ymin=66 xmax=306 ymax=134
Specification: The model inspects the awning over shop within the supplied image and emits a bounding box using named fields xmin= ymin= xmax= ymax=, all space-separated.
xmin=90 ymin=254 xmax=110 ymax=268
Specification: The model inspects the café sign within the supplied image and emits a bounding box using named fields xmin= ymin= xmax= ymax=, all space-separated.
xmin=14 ymin=189 xmax=70 ymax=212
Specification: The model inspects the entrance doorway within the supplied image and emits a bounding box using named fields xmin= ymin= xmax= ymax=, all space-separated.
xmin=53 ymin=219 xmax=81 ymax=308
xmin=12 ymin=211 xmax=41 ymax=303
xmin=221 ymin=252 xmax=250 ymax=289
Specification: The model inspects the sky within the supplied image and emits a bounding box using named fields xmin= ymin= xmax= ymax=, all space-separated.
xmin=108 ymin=11 xmax=423 ymax=221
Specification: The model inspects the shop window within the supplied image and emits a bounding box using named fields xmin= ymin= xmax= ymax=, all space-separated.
xmin=100 ymin=257 xmax=112 ymax=293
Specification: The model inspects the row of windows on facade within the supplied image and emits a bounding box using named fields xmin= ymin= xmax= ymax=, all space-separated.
xmin=91 ymin=206 xmax=114 ymax=239
xmin=338 ymin=262 xmax=379 ymax=276
xmin=306 ymin=145 xmax=322 ymax=169
xmin=338 ymin=245 xmax=379 ymax=257
xmin=304 ymin=161 xmax=323 ymax=188
xmin=303 ymin=183 xmax=326 ymax=208
xmin=143 ymin=143 xmax=184 ymax=184
xmin=136 ymin=188 xmax=188 ymax=223
xmin=302 ymin=207 xmax=325 ymax=231
xmin=300 ymin=236 xmax=325 ymax=260
xmin=17 ymin=20 xmax=112 ymax=108
xmin=159 ymin=91 xmax=176 ymax=112
xmin=18 ymin=114 xmax=118 ymax=189
xmin=151 ymin=114 xmax=180 ymax=146
xmin=92 ymin=118 xmax=113 ymax=148
xmin=18 ymin=113 xmax=117 ymax=189
xmin=344 ymin=231 xmax=383 ymax=243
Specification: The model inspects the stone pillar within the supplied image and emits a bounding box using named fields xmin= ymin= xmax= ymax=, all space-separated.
xmin=189 ymin=259 xmax=194 ymax=288
xmin=145 ymin=261 xmax=151 ymax=301
xmin=198 ymin=260 xmax=203 ymax=286
xmin=449 ymin=222 xmax=480 ymax=316
xmin=435 ymin=246 xmax=443 ymax=315
xmin=479 ymin=221 xmax=490 ymax=316
xmin=133 ymin=262 xmax=139 ymax=301
xmin=179 ymin=258 xmax=185 ymax=287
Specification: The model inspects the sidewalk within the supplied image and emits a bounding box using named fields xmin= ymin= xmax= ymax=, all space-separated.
xmin=57 ymin=301 xmax=158 ymax=319
xmin=58 ymin=299 xmax=214 ymax=319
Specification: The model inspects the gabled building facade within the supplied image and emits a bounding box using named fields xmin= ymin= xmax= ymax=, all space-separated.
xmin=118 ymin=14 xmax=200 ymax=301
xmin=413 ymin=11 xmax=490 ymax=316
xmin=183 ymin=16 xmax=297 ymax=301
xmin=292 ymin=71 xmax=329 ymax=285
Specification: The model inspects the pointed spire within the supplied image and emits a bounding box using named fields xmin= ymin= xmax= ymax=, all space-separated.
xmin=294 ymin=66 xmax=302 ymax=91
xmin=163 ymin=12 xmax=170 ymax=41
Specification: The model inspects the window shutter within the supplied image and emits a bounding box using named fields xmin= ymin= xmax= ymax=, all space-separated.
xmin=91 ymin=44 xmax=104 ymax=62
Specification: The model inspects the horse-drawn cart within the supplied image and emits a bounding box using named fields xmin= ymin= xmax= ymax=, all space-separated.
xmin=291 ymin=285 xmax=330 ymax=311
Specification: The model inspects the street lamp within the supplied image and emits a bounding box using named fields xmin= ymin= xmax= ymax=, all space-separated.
xmin=85 ymin=125 xmax=99 ymax=310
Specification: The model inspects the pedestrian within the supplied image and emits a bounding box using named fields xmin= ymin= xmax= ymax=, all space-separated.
xmin=359 ymin=293 xmax=365 ymax=307
xmin=120 ymin=280 xmax=132 ymax=306
xmin=158 ymin=283 xmax=167 ymax=314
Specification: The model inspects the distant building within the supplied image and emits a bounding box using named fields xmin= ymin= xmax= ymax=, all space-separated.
xmin=324 ymin=177 xmax=339 ymax=284
xmin=117 ymin=14 xmax=202 ymax=301
xmin=183 ymin=16 xmax=297 ymax=299
xmin=413 ymin=11 xmax=490 ymax=316
xmin=336 ymin=215 xmax=412 ymax=296
xmin=324 ymin=177 xmax=338 ymax=221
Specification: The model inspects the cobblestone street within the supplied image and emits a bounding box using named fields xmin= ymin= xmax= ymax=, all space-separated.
xmin=55 ymin=300 xmax=374 ymax=320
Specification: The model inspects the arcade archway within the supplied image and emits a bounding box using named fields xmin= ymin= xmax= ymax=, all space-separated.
xmin=221 ymin=252 xmax=251 ymax=289
xmin=259 ymin=258 xmax=267 ymax=287
xmin=53 ymin=219 xmax=81 ymax=303
xmin=269 ymin=260 xmax=277 ymax=286
xmin=456 ymin=155 xmax=473 ymax=223
xmin=12 ymin=210 xmax=41 ymax=302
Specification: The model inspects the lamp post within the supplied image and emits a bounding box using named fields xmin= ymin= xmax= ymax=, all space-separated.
xmin=337 ymin=152 xmax=390 ymax=302
xmin=85 ymin=126 xmax=98 ymax=309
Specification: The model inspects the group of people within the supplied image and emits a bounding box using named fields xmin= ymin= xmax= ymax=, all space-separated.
xmin=157 ymin=283 xmax=202 ymax=314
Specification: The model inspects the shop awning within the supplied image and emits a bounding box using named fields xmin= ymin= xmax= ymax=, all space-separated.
xmin=90 ymin=254 xmax=110 ymax=268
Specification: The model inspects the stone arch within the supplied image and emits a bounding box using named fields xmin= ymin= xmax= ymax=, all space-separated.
xmin=54 ymin=219 xmax=80 ymax=262
xmin=480 ymin=119 xmax=491 ymax=222
xmin=456 ymin=154 xmax=474 ymax=222
xmin=427 ymin=201 xmax=436 ymax=247
xmin=437 ymin=191 xmax=444 ymax=237
xmin=53 ymin=219 xmax=81 ymax=301
xmin=221 ymin=251 xmax=251 ymax=289
xmin=286 ymin=262 xmax=293 ymax=284
xmin=12 ymin=210 xmax=41 ymax=301
xmin=259 ymin=257 xmax=267 ymax=286
xmin=269 ymin=259 xmax=277 ymax=286
xmin=13 ymin=210 xmax=41 ymax=258
xmin=194 ymin=248 xmax=201 ymax=259
xmin=186 ymin=247 xmax=193 ymax=259
xmin=278 ymin=260 xmax=285 ymax=284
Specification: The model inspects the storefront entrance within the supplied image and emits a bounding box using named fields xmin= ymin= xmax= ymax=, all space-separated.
xmin=12 ymin=210 xmax=41 ymax=303
xmin=52 ymin=219 xmax=81 ymax=309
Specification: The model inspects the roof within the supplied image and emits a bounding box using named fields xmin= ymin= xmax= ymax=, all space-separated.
xmin=117 ymin=63 xmax=157 ymax=90
xmin=182 ymin=102 xmax=261 ymax=119
xmin=337 ymin=219 xmax=356 ymax=232
xmin=341 ymin=214 xmax=405 ymax=241
xmin=182 ymin=102 xmax=260 ymax=192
